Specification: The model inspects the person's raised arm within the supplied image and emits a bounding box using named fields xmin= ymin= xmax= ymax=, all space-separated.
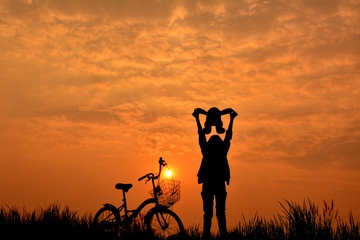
xmin=228 ymin=110 xmax=237 ymax=132
xmin=193 ymin=108 xmax=207 ymax=148
xmin=192 ymin=108 xmax=206 ymax=132
xmin=225 ymin=110 xmax=238 ymax=141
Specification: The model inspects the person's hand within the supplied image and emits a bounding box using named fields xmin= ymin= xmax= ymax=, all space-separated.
xmin=192 ymin=108 xmax=201 ymax=118
xmin=230 ymin=110 xmax=238 ymax=119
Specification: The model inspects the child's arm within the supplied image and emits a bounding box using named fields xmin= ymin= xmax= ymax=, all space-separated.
xmin=194 ymin=108 xmax=207 ymax=116
xmin=220 ymin=108 xmax=234 ymax=116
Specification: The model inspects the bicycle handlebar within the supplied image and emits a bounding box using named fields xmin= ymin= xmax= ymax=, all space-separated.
xmin=138 ymin=174 xmax=147 ymax=181
xmin=138 ymin=157 xmax=167 ymax=182
xmin=159 ymin=157 xmax=166 ymax=167
xmin=138 ymin=173 xmax=152 ymax=181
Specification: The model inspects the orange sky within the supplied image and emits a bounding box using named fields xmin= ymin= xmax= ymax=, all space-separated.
xmin=1 ymin=0 xmax=360 ymax=229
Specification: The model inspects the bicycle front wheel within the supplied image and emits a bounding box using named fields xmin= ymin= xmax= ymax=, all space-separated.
xmin=146 ymin=207 xmax=184 ymax=239
xmin=93 ymin=205 xmax=120 ymax=235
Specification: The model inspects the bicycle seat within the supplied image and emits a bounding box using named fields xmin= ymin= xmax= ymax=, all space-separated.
xmin=115 ymin=183 xmax=133 ymax=192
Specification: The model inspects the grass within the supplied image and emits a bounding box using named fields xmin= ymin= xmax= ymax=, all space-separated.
xmin=1 ymin=199 xmax=359 ymax=239
xmin=0 ymin=203 xmax=95 ymax=240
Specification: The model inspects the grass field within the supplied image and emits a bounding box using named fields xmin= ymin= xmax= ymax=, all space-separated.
xmin=1 ymin=199 xmax=359 ymax=239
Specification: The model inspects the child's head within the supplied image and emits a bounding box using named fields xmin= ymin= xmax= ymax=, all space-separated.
xmin=204 ymin=107 xmax=225 ymax=134
xmin=208 ymin=107 xmax=220 ymax=115
xmin=208 ymin=135 xmax=223 ymax=145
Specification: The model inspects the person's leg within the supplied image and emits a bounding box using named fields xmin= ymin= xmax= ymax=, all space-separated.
xmin=215 ymin=182 xmax=227 ymax=239
xmin=201 ymin=183 xmax=214 ymax=240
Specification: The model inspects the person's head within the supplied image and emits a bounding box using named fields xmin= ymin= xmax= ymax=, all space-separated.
xmin=208 ymin=107 xmax=220 ymax=115
xmin=208 ymin=135 xmax=223 ymax=145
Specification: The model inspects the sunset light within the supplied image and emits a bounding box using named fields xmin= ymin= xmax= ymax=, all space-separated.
xmin=165 ymin=170 xmax=172 ymax=178
xmin=1 ymin=0 xmax=360 ymax=234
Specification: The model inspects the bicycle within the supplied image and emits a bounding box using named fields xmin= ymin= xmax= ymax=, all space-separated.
xmin=93 ymin=157 xmax=185 ymax=239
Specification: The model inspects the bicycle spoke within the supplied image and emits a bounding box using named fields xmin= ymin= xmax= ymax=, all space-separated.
xmin=147 ymin=209 xmax=183 ymax=238
xmin=93 ymin=206 xmax=120 ymax=234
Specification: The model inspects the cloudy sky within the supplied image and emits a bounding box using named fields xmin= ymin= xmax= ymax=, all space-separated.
xmin=1 ymin=0 xmax=360 ymax=229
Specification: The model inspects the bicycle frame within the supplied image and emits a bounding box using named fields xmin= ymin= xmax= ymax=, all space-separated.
xmin=94 ymin=157 xmax=184 ymax=238
xmin=110 ymin=158 xmax=167 ymax=224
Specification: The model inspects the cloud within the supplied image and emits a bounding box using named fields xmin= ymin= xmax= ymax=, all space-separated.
xmin=1 ymin=0 xmax=360 ymax=171
xmin=2 ymin=0 xmax=360 ymax=228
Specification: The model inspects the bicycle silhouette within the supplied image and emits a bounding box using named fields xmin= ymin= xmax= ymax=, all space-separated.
xmin=93 ymin=157 xmax=184 ymax=239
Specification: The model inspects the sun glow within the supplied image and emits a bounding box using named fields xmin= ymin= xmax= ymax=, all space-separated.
xmin=165 ymin=170 xmax=172 ymax=177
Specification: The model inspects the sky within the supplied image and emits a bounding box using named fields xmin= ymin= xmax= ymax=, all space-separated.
xmin=1 ymin=0 xmax=360 ymax=230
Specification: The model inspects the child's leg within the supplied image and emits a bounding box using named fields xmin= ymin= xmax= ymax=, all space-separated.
xmin=215 ymin=123 xmax=225 ymax=134
xmin=204 ymin=122 xmax=212 ymax=134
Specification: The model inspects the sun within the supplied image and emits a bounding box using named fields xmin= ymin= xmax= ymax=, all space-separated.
xmin=165 ymin=170 xmax=172 ymax=177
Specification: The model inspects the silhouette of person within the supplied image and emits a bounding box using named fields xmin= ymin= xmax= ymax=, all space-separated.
xmin=192 ymin=107 xmax=238 ymax=240
xmin=194 ymin=107 xmax=234 ymax=134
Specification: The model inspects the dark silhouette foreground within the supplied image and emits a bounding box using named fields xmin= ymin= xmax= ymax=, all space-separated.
xmin=1 ymin=199 xmax=358 ymax=240
xmin=193 ymin=107 xmax=238 ymax=240
xmin=93 ymin=158 xmax=184 ymax=239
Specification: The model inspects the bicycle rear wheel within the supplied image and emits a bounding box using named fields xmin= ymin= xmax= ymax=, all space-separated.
xmin=146 ymin=207 xmax=184 ymax=239
xmin=93 ymin=205 xmax=120 ymax=235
